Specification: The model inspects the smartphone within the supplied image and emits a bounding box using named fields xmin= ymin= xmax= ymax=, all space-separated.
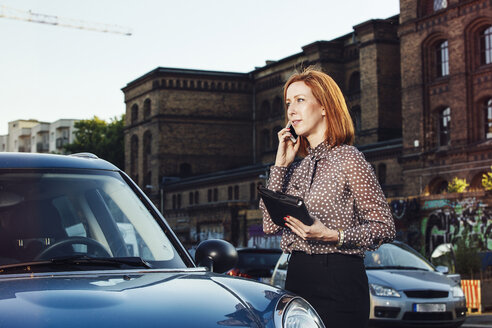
xmin=286 ymin=122 xmax=298 ymax=143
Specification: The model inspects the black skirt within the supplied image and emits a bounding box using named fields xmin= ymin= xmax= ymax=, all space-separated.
xmin=285 ymin=251 xmax=369 ymax=328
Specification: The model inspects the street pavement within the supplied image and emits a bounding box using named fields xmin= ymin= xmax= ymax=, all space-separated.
xmin=462 ymin=313 xmax=492 ymax=327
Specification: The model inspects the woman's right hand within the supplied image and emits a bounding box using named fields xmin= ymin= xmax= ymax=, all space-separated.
xmin=274 ymin=127 xmax=300 ymax=167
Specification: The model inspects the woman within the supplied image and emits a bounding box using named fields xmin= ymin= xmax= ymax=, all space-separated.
xmin=260 ymin=68 xmax=395 ymax=327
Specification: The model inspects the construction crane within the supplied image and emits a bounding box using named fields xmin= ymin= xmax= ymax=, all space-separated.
xmin=0 ymin=4 xmax=132 ymax=36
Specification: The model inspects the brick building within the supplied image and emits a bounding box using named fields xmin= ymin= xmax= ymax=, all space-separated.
xmin=122 ymin=0 xmax=492 ymax=248
xmin=399 ymin=0 xmax=492 ymax=195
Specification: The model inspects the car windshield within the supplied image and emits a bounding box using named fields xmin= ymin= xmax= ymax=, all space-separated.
xmin=364 ymin=243 xmax=435 ymax=271
xmin=0 ymin=169 xmax=187 ymax=271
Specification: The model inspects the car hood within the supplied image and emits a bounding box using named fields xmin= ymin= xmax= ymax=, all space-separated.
xmin=0 ymin=269 xmax=288 ymax=327
xmin=366 ymin=269 xmax=455 ymax=291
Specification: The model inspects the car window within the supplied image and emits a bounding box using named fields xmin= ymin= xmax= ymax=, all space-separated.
xmin=364 ymin=243 xmax=434 ymax=271
xmin=237 ymin=251 xmax=281 ymax=269
xmin=0 ymin=170 xmax=186 ymax=270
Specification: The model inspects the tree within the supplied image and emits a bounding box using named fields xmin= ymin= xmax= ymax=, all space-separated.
xmin=483 ymin=166 xmax=492 ymax=191
xmin=64 ymin=115 xmax=125 ymax=169
xmin=447 ymin=177 xmax=469 ymax=193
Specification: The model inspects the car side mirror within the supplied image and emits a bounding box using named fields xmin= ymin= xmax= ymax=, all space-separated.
xmin=195 ymin=239 xmax=238 ymax=274
xmin=436 ymin=265 xmax=449 ymax=274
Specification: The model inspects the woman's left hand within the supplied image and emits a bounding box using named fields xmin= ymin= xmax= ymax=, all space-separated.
xmin=284 ymin=215 xmax=338 ymax=242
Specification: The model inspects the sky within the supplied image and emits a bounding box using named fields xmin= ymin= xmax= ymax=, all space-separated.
xmin=0 ymin=0 xmax=400 ymax=135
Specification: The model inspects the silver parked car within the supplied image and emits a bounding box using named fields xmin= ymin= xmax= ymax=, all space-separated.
xmin=271 ymin=241 xmax=467 ymax=328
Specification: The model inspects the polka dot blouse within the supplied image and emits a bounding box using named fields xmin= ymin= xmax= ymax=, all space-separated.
xmin=261 ymin=142 xmax=395 ymax=257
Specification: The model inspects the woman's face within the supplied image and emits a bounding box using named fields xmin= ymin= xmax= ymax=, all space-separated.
xmin=285 ymin=81 xmax=326 ymax=145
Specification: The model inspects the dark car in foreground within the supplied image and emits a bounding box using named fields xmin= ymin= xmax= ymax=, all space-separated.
xmin=0 ymin=152 xmax=324 ymax=328
xmin=271 ymin=241 xmax=466 ymax=328
xmin=227 ymin=248 xmax=282 ymax=283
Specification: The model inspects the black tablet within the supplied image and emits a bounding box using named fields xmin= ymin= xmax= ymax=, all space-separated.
xmin=258 ymin=186 xmax=314 ymax=227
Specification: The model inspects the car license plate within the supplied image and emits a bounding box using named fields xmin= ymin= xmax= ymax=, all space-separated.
xmin=414 ymin=303 xmax=446 ymax=312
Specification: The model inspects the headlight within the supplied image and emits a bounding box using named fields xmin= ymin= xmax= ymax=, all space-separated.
xmin=370 ymin=283 xmax=401 ymax=297
xmin=282 ymin=297 xmax=325 ymax=328
xmin=452 ymin=286 xmax=464 ymax=298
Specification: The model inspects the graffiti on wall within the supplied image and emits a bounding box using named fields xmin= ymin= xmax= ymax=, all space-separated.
xmin=421 ymin=198 xmax=491 ymax=256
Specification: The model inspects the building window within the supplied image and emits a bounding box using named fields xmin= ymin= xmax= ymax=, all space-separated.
xmin=261 ymin=129 xmax=270 ymax=152
xmin=207 ymin=189 xmax=212 ymax=202
xmin=250 ymin=182 xmax=256 ymax=201
xmin=228 ymin=186 xmax=233 ymax=200
xmin=194 ymin=191 xmax=199 ymax=204
xmin=213 ymin=188 xmax=218 ymax=202
xmin=351 ymin=106 xmax=361 ymax=133
xmin=273 ymin=96 xmax=283 ymax=117
xmin=485 ymin=98 xmax=492 ymax=139
xmin=172 ymin=195 xmax=176 ymax=209
xmin=433 ymin=0 xmax=447 ymax=11
xmin=436 ymin=41 xmax=449 ymax=77
xmin=177 ymin=194 xmax=181 ymax=209
xmin=439 ymin=107 xmax=451 ymax=146
xmin=378 ymin=163 xmax=387 ymax=186
xmin=234 ymin=185 xmax=239 ymax=200
xmin=144 ymin=99 xmax=151 ymax=120
xmin=143 ymin=131 xmax=152 ymax=187
xmin=130 ymin=135 xmax=139 ymax=182
xmin=179 ymin=163 xmax=192 ymax=178
xmin=272 ymin=126 xmax=282 ymax=151
xmin=348 ymin=71 xmax=361 ymax=94
xmin=480 ymin=26 xmax=492 ymax=65
xmin=131 ymin=104 xmax=138 ymax=123
xmin=261 ymin=100 xmax=271 ymax=119
xmin=189 ymin=192 xmax=194 ymax=205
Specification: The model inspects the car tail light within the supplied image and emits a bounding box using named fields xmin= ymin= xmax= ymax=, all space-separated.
xmin=227 ymin=268 xmax=253 ymax=279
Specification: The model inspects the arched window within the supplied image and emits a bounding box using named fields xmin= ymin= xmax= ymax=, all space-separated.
xmin=351 ymin=106 xmax=361 ymax=133
xmin=131 ymin=104 xmax=138 ymax=124
xmin=481 ymin=26 xmax=492 ymax=65
xmin=261 ymin=129 xmax=270 ymax=152
xmin=273 ymin=97 xmax=283 ymax=117
xmin=130 ymin=135 xmax=139 ymax=182
xmin=439 ymin=107 xmax=451 ymax=146
xmin=143 ymin=99 xmax=151 ymax=120
xmin=234 ymin=185 xmax=239 ymax=200
xmin=436 ymin=40 xmax=449 ymax=77
xmin=272 ymin=126 xmax=282 ymax=150
xmin=426 ymin=177 xmax=449 ymax=195
xmin=378 ymin=163 xmax=387 ymax=186
xmin=348 ymin=72 xmax=361 ymax=94
xmin=143 ymin=131 xmax=152 ymax=187
xmin=261 ymin=100 xmax=271 ymax=119
xmin=179 ymin=163 xmax=192 ymax=178
xmin=485 ymin=98 xmax=492 ymax=139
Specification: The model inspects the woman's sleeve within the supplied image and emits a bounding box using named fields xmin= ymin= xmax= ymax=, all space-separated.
xmin=260 ymin=166 xmax=288 ymax=234
xmin=341 ymin=148 xmax=396 ymax=250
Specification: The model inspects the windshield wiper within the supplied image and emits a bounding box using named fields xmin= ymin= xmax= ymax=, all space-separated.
xmin=51 ymin=255 xmax=153 ymax=268
xmin=0 ymin=256 xmax=152 ymax=273
xmin=365 ymin=265 xmax=428 ymax=271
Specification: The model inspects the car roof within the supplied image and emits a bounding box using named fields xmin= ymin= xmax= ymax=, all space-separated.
xmin=0 ymin=152 xmax=118 ymax=171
